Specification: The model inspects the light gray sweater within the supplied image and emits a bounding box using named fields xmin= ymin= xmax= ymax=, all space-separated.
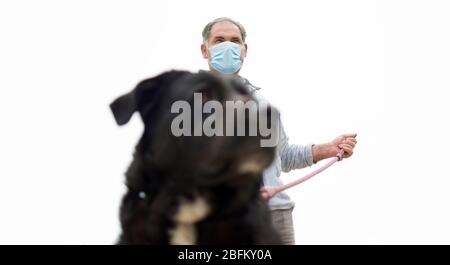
xmin=241 ymin=77 xmax=314 ymax=210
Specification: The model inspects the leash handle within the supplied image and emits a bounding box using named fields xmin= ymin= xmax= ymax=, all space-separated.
xmin=261 ymin=149 xmax=345 ymax=201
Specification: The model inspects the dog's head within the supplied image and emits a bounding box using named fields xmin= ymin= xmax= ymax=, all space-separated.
xmin=110 ymin=70 xmax=277 ymax=191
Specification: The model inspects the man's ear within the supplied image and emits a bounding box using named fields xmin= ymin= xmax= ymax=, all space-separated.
xmin=110 ymin=90 xmax=136 ymax=126
xmin=242 ymin=43 xmax=248 ymax=59
xmin=201 ymin=43 xmax=209 ymax=59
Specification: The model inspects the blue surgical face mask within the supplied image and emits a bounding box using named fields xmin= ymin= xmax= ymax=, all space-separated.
xmin=207 ymin=41 xmax=243 ymax=75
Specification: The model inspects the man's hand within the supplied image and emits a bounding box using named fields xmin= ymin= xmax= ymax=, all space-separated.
xmin=312 ymin=133 xmax=358 ymax=163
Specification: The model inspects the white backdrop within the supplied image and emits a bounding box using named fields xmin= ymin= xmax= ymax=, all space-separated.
xmin=1 ymin=0 xmax=449 ymax=244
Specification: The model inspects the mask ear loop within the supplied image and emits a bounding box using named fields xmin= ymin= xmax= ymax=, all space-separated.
xmin=260 ymin=149 xmax=345 ymax=201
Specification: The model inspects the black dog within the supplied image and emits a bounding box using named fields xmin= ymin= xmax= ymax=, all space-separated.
xmin=110 ymin=70 xmax=281 ymax=244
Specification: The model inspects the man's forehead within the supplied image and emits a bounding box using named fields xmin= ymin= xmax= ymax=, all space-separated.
xmin=210 ymin=21 xmax=242 ymax=38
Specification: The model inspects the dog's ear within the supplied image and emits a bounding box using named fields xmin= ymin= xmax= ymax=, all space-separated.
xmin=109 ymin=76 xmax=163 ymax=126
xmin=110 ymin=71 xmax=190 ymax=126
xmin=110 ymin=90 xmax=137 ymax=126
xmin=109 ymin=74 xmax=166 ymax=126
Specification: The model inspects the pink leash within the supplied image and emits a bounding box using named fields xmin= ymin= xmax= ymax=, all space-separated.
xmin=260 ymin=149 xmax=345 ymax=201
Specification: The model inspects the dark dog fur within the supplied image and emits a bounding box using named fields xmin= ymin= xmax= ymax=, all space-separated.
xmin=110 ymin=70 xmax=281 ymax=244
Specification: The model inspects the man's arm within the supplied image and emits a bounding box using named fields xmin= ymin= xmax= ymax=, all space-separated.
xmin=278 ymin=121 xmax=314 ymax=173
xmin=279 ymin=125 xmax=357 ymax=172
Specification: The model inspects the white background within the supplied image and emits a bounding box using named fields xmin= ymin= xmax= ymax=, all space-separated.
xmin=1 ymin=0 xmax=449 ymax=244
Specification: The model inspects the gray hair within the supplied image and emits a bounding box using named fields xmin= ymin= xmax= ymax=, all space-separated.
xmin=202 ymin=17 xmax=247 ymax=42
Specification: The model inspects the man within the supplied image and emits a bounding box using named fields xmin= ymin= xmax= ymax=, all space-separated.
xmin=200 ymin=17 xmax=357 ymax=244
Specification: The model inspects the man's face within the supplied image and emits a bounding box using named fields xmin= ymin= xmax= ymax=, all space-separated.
xmin=201 ymin=21 xmax=248 ymax=74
